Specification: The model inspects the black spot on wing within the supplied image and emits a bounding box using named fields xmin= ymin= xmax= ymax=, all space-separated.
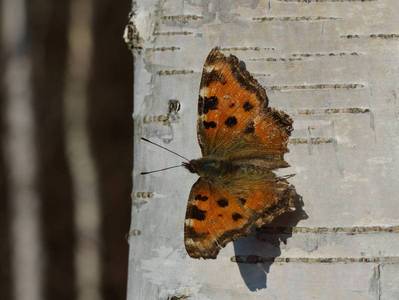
xmin=224 ymin=116 xmax=237 ymax=127
xmin=203 ymin=121 xmax=217 ymax=129
xmin=243 ymin=101 xmax=254 ymax=111
xmin=217 ymin=198 xmax=228 ymax=207
xmin=244 ymin=121 xmax=255 ymax=134
xmin=239 ymin=198 xmax=246 ymax=205
xmin=203 ymin=96 xmax=218 ymax=114
xmin=232 ymin=213 xmax=243 ymax=221
xmin=187 ymin=205 xmax=206 ymax=220
xmin=195 ymin=194 xmax=208 ymax=201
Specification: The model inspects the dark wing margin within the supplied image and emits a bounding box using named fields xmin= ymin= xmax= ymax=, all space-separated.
xmin=198 ymin=47 xmax=268 ymax=108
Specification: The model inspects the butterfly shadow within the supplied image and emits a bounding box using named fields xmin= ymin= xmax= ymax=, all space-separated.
xmin=232 ymin=190 xmax=308 ymax=291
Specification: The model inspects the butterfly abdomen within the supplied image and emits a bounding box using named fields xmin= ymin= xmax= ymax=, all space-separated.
xmin=186 ymin=157 xmax=276 ymax=180
xmin=238 ymin=164 xmax=268 ymax=177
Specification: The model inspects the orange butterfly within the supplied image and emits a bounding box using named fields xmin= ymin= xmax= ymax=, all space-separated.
xmin=143 ymin=48 xmax=296 ymax=259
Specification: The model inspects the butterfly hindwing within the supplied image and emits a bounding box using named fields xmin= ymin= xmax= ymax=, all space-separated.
xmin=197 ymin=48 xmax=292 ymax=162
xmin=184 ymin=174 xmax=296 ymax=259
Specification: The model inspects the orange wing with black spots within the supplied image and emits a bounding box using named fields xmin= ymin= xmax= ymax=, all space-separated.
xmin=184 ymin=174 xmax=297 ymax=259
xmin=197 ymin=48 xmax=292 ymax=162
xmin=142 ymin=48 xmax=299 ymax=260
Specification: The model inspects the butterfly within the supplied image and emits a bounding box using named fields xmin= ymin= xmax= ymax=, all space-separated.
xmin=143 ymin=48 xmax=295 ymax=259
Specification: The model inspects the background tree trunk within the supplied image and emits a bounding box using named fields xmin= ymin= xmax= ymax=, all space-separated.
xmin=1 ymin=0 xmax=133 ymax=299
xmin=88 ymin=1 xmax=133 ymax=299
xmin=0 ymin=2 xmax=13 ymax=299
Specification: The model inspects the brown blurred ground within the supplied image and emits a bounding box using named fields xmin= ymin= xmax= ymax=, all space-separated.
xmin=0 ymin=1 xmax=13 ymax=298
xmin=0 ymin=0 xmax=133 ymax=299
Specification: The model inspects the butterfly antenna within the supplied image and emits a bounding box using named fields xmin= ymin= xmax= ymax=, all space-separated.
xmin=140 ymin=164 xmax=184 ymax=175
xmin=141 ymin=137 xmax=190 ymax=162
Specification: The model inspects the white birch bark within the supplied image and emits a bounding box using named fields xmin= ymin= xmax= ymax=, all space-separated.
xmin=126 ymin=1 xmax=399 ymax=299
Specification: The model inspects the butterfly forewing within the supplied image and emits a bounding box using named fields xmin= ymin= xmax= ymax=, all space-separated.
xmin=197 ymin=48 xmax=292 ymax=161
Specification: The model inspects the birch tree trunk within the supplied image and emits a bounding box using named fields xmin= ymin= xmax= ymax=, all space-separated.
xmin=126 ymin=1 xmax=399 ymax=299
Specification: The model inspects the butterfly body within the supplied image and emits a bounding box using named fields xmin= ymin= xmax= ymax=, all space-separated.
xmin=165 ymin=48 xmax=296 ymax=259
xmin=184 ymin=157 xmax=238 ymax=178
xmin=185 ymin=157 xmax=286 ymax=180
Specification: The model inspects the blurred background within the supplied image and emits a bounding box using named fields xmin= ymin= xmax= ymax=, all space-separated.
xmin=1 ymin=0 xmax=133 ymax=300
